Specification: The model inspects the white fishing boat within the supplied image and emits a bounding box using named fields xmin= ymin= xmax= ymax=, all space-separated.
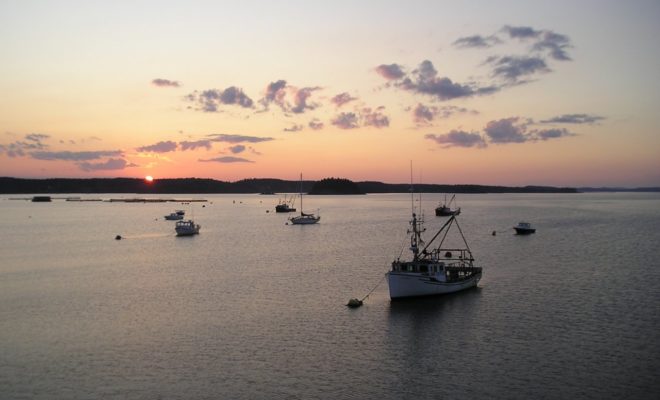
xmin=387 ymin=182 xmax=481 ymax=299
xmin=289 ymin=174 xmax=320 ymax=225
xmin=175 ymin=219 xmax=200 ymax=236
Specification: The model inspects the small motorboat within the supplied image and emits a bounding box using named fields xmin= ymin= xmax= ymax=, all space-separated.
xmin=514 ymin=222 xmax=536 ymax=234
xmin=175 ymin=220 xmax=200 ymax=236
xmin=164 ymin=212 xmax=184 ymax=220
xmin=175 ymin=210 xmax=185 ymax=216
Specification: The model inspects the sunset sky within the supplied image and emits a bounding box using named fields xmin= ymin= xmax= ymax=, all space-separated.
xmin=1 ymin=0 xmax=659 ymax=187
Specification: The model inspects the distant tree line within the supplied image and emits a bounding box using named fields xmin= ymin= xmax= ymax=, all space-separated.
xmin=0 ymin=177 xmax=580 ymax=194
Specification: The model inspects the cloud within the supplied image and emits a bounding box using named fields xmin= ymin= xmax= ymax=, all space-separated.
xmin=284 ymin=124 xmax=304 ymax=132
xmin=540 ymin=113 xmax=605 ymax=124
xmin=178 ymin=134 xmax=273 ymax=151
xmin=536 ymin=128 xmax=575 ymax=140
xmin=0 ymin=133 xmax=51 ymax=157
xmin=199 ymin=156 xmax=254 ymax=163
xmin=331 ymin=112 xmax=359 ymax=129
xmin=290 ymin=86 xmax=321 ymax=114
xmin=136 ymin=140 xmax=178 ymax=153
xmin=258 ymin=81 xmax=321 ymax=114
xmin=501 ymin=25 xmax=572 ymax=61
xmin=379 ymin=60 xmax=498 ymax=101
xmin=186 ymin=86 xmax=254 ymax=112
xmin=30 ymin=150 xmax=123 ymax=161
xmin=484 ymin=117 xmax=530 ymax=143
xmin=453 ymin=35 xmax=501 ymax=48
xmin=152 ymin=78 xmax=181 ymax=88
xmin=207 ymin=134 xmax=274 ymax=143
xmin=331 ymin=92 xmax=357 ymax=107
xmin=25 ymin=133 xmax=50 ymax=142
xmin=261 ymin=80 xmax=288 ymax=110
xmin=425 ymin=130 xmax=487 ymax=148
xmin=77 ymin=158 xmax=132 ymax=171
xmin=308 ymin=119 xmax=324 ymax=130
xmin=362 ymin=107 xmax=390 ymax=128
xmin=375 ymin=64 xmax=405 ymax=80
xmin=427 ymin=116 xmax=576 ymax=149
xmin=533 ymin=31 xmax=572 ymax=61
xmin=502 ymin=25 xmax=542 ymax=39
xmin=413 ymin=104 xmax=476 ymax=125
xmin=228 ymin=144 xmax=246 ymax=154
xmin=486 ymin=55 xmax=550 ymax=82
xmin=179 ymin=140 xmax=212 ymax=151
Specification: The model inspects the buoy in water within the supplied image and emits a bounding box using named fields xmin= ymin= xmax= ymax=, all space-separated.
xmin=115 ymin=235 xmax=122 ymax=240
xmin=492 ymin=230 xmax=497 ymax=236
xmin=346 ymin=298 xmax=363 ymax=308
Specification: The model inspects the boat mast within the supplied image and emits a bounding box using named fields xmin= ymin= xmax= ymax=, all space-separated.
xmin=409 ymin=162 xmax=421 ymax=261
xmin=299 ymin=173 xmax=303 ymax=216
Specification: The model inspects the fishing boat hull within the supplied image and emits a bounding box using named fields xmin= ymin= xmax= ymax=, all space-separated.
xmin=387 ymin=271 xmax=481 ymax=299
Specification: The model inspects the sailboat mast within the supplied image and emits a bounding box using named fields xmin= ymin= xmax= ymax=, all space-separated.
xmin=299 ymin=173 xmax=303 ymax=215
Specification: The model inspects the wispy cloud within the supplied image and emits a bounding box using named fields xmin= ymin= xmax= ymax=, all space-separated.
xmin=199 ymin=156 xmax=254 ymax=163
xmin=540 ymin=113 xmax=605 ymax=124
xmin=331 ymin=92 xmax=357 ymax=107
xmin=30 ymin=150 xmax=123 ymax=161
xmin=0 ymin=133 xmax=50 ymax=157
xmin=331 ymin=112 xmax=359 ymax=129
xmin=152 ymin=78 xmax=181 ymax=88
xmin=453 ymin=25 xmax=573 ymax=85
xmin=206 ymin=134 xmax=274 ymax=143
xmin=179 ymin=140 xmax=212 ymax=151
xmin=308 ymin=119 xmax=324 ymax=130
xmin=77 ymin=158 xmax=132 ymax=171
xmin=537 ymin=128 xmax=575 ymax=140
xmin=186 ymin=87 xmax=254 ymax=112
xmin=136 ymin=140 xmax=178 ymax=153
xmin=533 ymin=31 xmax=572 ymax=61
xmin=485 ymin=55 xmax=550 ymax=83
xmin=413 ymin=104 xmax=477 ymax=125
xmin=425 ymin=130 xmax=487 ymax=148
xmin=453 ymin=35 xmax=501 ymax=48
xmin=502 ymin=25 xmax=542 ymax=39
xmin=377 ymin=60 xmax=498 ymax=101
xmin=284 ymin=124 xmax=304 ymax=132
xmin=361 ymin=107 xmax=390 ymax=128
xmin=427 ymin=116 xmax=577 ymax=149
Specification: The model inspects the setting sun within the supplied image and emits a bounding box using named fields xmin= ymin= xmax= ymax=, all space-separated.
xmin=145 ymin=175 xmax=154 ymax=182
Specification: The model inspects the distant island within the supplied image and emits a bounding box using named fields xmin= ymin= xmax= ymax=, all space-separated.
xmin=0 ymin=177 xmax=590 ymax=194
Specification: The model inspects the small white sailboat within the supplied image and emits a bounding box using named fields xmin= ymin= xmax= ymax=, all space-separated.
xmin=289 ymin=174 xmax=320 ymax=225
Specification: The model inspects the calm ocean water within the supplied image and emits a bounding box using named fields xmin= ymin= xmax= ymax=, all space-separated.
xmin=1 ymin=193 xmax=659 ymax=399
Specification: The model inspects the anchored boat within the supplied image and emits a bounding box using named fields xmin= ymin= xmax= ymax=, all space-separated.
xmin=387 ymin=205 xmax=482 ymax=300
xmin=289 ymin=174 xmax=320 ymax=225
